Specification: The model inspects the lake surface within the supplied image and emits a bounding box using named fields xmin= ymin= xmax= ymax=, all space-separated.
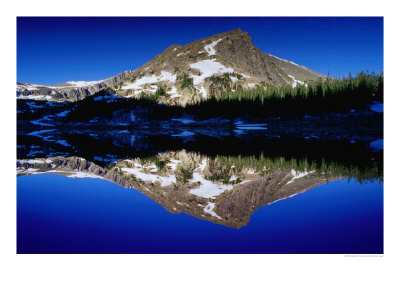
xmin=17 ymin=174 xmax=383 ymax=254
xmin=16 ymin=127 xmax=384 ymax=254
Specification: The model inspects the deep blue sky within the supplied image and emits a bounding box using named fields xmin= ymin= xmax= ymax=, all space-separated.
xmin=17 ymin=17 xmax=383 ymax=85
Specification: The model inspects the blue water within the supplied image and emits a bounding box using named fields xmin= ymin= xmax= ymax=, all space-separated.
xmin=17 ymin=174 xmax=383 ymax=254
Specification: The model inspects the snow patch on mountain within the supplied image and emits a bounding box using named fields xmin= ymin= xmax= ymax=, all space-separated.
xmin=17 ymin=94 xmax=47 ymax=100
xmin=18 ymin=159 xmax=46 ymax=164
xmin=189 ymin=59 xmax=234 ymax=85
xmin=67 ymin=172 xmax=106 ymax=179
xmin=198 ymin=86 xmax=208 ymax=98
xmin=121 ymin=166 xmax=176 ymax=187
xmin=166 ymin=159 xmax=180 ymax=171
xmin=203 ymin=202 xmax=223 ymax=219
xmin=286 ymin=169 xmax=312 ymax=184
xmin=189 ymin=172 xmax=233 ymax=199
xmin=288 ymin=75 xmax=305 ymax=88
xmin=17 ymin=84 xmax=39 ymax=91
xmin=198 ymin=159 xmax=207 ymax=172
xmin=121 ymin=71 xmax=176 ymax=90
xmin=269 ymin=54 xmax=305 ymax=68
xmin=204 ymin=38 xmax=223 ymax=56
xmin=65 ymin=80 xmax=102 ymax=87
xmin=167 ymin=86 xmax=181 ymax=98
xmin=17 ymin=79 xmax=103 ymax=92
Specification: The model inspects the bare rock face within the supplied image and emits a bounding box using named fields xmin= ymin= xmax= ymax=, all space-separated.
xmin=17 ymin=71 xmax=133 ymax=102
xmin=17 ymin=29 xmax=324 ymax=104
xmin=17 ymin=156 xmax=133 ymax=188
xmin=214 ymin=171 xmax=288 ymax=225
xmin=212 ymin=29 xmax=286 ymax=85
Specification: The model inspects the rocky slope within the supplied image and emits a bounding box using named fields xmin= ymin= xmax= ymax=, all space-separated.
xmin=17 ymin=29 xmax=324 ymax=105
xmin=17 ymin=71 xmax=132 ymax=102
xmin=17 ymin=151 xmax=333 ymax=228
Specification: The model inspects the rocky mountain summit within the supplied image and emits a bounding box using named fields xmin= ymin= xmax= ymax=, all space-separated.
xmin=17 ymin=29 xmax=324 ymax=105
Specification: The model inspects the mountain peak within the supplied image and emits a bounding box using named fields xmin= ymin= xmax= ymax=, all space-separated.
xmin=202 ymin=28 xmax=250 ymax=42
xmin=17 ymin=29 xmax=324 ymax=104
xmin=217 ymin=28 xmax=246 ymax=36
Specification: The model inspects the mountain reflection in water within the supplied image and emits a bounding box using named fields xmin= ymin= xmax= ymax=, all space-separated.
xmin=17 ymin=128 xmax=383 ymax=229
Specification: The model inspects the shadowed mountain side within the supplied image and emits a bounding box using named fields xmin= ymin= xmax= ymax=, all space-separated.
xmin=215 ymin=173 xmax=330 ymax=228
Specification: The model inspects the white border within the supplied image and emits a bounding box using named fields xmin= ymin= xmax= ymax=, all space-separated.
xmin=2 ymin=1 xmax=399 ymax=300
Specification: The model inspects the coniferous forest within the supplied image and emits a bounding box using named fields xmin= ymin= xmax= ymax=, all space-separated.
xmin=17 ymin=71 xmax=383 ymax=123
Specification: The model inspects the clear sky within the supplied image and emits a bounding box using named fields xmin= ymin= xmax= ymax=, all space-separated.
xmin=17 ymin=17 xmax=383 ymax=85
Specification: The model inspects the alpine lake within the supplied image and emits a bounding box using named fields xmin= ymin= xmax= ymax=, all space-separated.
xmin=17 ymin=108 xmax=383 ymax=254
